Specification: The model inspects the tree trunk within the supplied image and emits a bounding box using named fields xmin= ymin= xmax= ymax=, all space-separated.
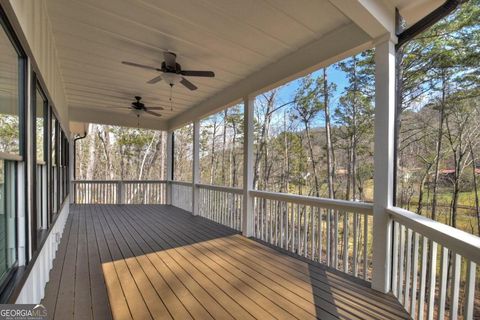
xmin=138 ymin=133 xmax=156 ymax=180
xmin=221 ymin=109 xmax=228 ymax=185
xmin=304 ymin=124 xmax=320 ymax=196
xmin=323 ymin=68 xmax=335 ymax=200
xmin=416 ymin=164 xmax=433 ymax=215
xmin=97 ymin=127 xmax=115 ymax=180
xmin=209 ymin=119 xmax=218 ymax=185
xmin=230 ymin=123 xmax=237 ymax=186
xmin=431 ymin=74 xmax=447 ymax=221
xmin=470 ymin=142 xmax=480 ymax=236
xmin=253 ymin=92 xmax=275 ymax=189
xmin=283 ymin=111 xmax=290 ymax=193
xmin=86 ymin=124 xmax=97 ymax=180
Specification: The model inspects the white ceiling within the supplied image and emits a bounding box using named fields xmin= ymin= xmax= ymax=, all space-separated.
xmin=45 ymin=0 xmax=439 ymax=130
xmin=46 ymin=0 xmax=349 ymax=125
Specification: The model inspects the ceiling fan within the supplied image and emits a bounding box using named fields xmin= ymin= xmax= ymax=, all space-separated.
xmin=111 ymin=96 xmax=163 ymax=117
xmin=122 ymin=51 xmax=215 ymax=91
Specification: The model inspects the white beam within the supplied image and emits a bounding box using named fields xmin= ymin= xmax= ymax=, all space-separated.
xmin=69 ymin=137 xmax=74 ymax=204
xmin=166 ymin=131 xmax=173 ymax=205
xmin=69 ymin=107 xmax=168 ymax=131
xmin=372 ymin=39 xmax=395 ymax=293
xmin=242 ymin=96 xmax=255 ymax=237
xmin=328 ymin=0 xmax=396 ymax=40
xmin=192 ymin=121 xmax=200 ymax=215
xmin=168 ymin=23 xmax=371 ymax=130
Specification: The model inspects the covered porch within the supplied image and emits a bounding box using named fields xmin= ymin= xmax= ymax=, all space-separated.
xmin=0 ymin=0 xmax=478 ymax=319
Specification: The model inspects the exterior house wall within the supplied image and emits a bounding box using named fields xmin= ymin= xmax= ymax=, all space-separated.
xmin=7 ymin=0 xmax=69 ymax=130
xmin=1 ymin=0 xmax=71 ymax=304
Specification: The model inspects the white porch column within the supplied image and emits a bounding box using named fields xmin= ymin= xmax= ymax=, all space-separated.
xmin=69 ymin=137 xmax=74 ymax=204
xmin=372 ymin=38 xmax=395 ymax=293
xmin=242 ymin=96 xmax=254 ymax=237
xmin=192 ymin=121 xmax=200 ymax=215
xmin=166 ymin=131 xmax=173 ymax=205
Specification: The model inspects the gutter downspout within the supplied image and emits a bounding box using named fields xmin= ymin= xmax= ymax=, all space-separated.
xmin=73 ymin=132 xmax=87 ymax=181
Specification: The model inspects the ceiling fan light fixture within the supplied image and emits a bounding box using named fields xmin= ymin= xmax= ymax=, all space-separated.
xmin=131 ymin=109 xmax=142 ymax=116
xmin=162 ymin=72 xmax=181 ymax=85
xmin=122 ymin=51 xmax=214 ymax=91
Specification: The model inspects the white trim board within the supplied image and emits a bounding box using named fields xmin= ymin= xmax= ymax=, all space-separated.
xmin=15 ymin=204 xmax=70 ymax=304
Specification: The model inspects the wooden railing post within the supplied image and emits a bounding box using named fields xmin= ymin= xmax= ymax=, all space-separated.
xmin=242 ymin=96 xmax=254 ymax=237
xmin=192 ymin=121 xmax=200 ymax=215
xmin=372 ymin=38 xmax=395 ymax=293
xmin=166 ymin=131 xmax=173 ymax=205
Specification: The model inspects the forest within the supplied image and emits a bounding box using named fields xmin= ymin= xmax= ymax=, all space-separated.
xmin=75 ymin=0 xmax=479 ymax=235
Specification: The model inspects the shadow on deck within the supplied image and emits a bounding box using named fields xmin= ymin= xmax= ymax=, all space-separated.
xmin=42 ymin=204 xmax=409 ymax=320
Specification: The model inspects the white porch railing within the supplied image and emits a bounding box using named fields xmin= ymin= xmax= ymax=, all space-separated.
xmin=197 ymin=184 xmax=243 ymax=231
xmin=388 ymin=207 xmax=479 ymax=320
xmin=251 ymin=190 xmax=374 ymax=280
xmin=72 ymin=180 xmax=167 ymax=204
xmin=171 ymin=181 xmax=192 ymax=212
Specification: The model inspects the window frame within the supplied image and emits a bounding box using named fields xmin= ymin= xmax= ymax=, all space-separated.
xmin=0 ymin=6 xmax=26 ymax=160
xmin=32 ymin=79 xmax=49 ymax=245
xmin=0 ymin=5 xmax=25 ymax=298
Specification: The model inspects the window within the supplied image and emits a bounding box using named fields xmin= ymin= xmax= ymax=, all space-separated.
xmin=0 ymin=161 xmax=17 ymax=282
xmin=35 ymin=89 xmax=45 ymax=162
xmin=0 ymin=7 xmax=23 ymax=290
xmin=50 ymin=113 xmax=57 ymax=217
xmin=35 ymin=87 xmax=47 ymax=235
xmin=0 ymin=19 xmax=22 ymax=156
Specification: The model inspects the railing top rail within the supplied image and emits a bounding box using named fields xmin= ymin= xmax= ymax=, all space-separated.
xmin=170 ymin=180 xmax=193 ymax=187
xmin=250 ymin=190 xmax=373 ymax=215
xmin=73 ymin=180 xmax=167 ymax=184
xmin=388 ymin=207 xmax=480 ymax=265
xmin=196 ymin=183 xmax=243 ymax=194
xmin=0 ymin=152 xmax=23 ymax=162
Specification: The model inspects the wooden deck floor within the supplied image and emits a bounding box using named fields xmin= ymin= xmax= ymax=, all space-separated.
xmin=42 ymin=204 xmax=409 ymax=320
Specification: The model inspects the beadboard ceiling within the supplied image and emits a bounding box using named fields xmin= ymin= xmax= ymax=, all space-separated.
xmin=44 ymin=0 xmax=440 ymax=130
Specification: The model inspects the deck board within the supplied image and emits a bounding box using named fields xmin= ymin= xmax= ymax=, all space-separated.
xmin=42 ymin=204 xmax=410 ymax=320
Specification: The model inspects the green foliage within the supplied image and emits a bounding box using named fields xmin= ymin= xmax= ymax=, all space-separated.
xmin=0 ymin=115 xmax=19 ymax=154
xmin=397 ymin=0 xmax=480 ymax=235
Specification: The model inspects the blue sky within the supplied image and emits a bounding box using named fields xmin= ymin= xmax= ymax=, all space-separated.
xmin=264 ymin=64 xmax=350 ymax=129
xmin=274 ymin=65 xmax=349 ymax=108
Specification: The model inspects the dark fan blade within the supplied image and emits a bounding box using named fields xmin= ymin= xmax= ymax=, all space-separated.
xmin=109 ymin=106 xmax=131 ymax=109
xmin=163 ymin=51 xmax=177 ymax=68
xmin=145 ymin=110 xmax=162 ymax=117
xmin=181 ymin=70 xmax=215 ymax=77
xmin=122 ymin=61 xmax=161 ymax=71
xmin=180 ymin=77 xmax=198 ymax=91
xmin=148 ymin=106 xmax=164 ymax=110
xmin=147 ymin=75 xmax=163 ymax=84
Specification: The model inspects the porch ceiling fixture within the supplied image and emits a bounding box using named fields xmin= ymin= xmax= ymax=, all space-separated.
xmin=122 ymin=51 xmax=215 ymax=91
xmin=109 ymin=96 xmax=163 ymax=118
